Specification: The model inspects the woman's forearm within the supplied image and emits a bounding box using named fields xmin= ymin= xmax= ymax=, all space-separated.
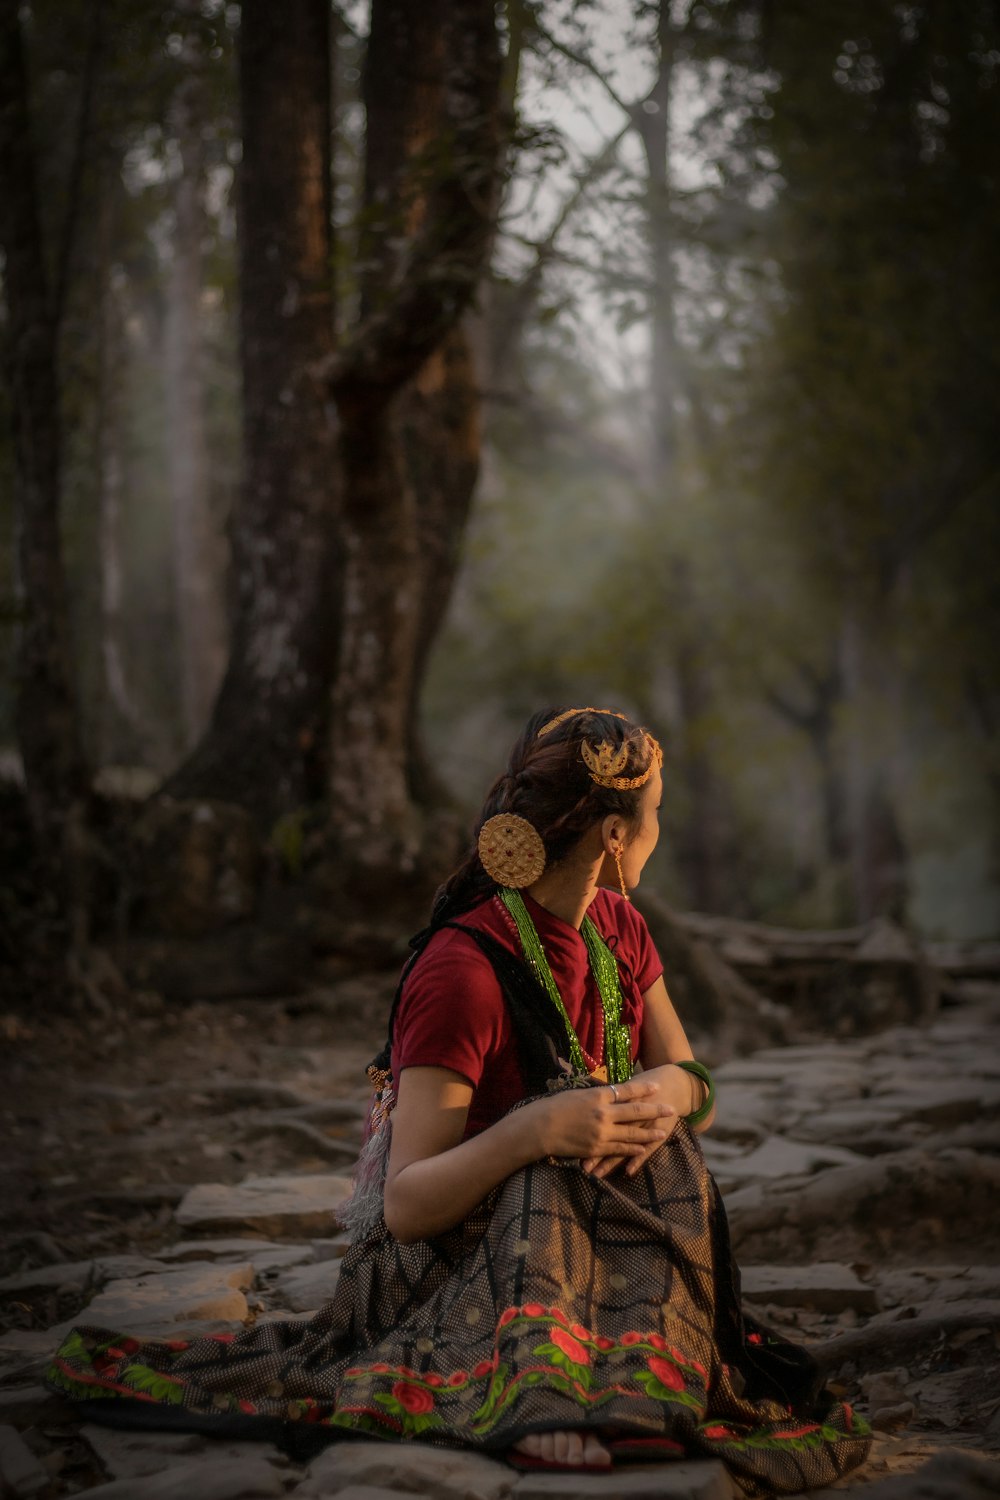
xmin=384 ymin=1103 xmax=542 ymax=1243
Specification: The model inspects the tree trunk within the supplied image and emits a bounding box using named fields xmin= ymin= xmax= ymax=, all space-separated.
xmin=325 ymin=0 xmax=502 ymax=874
xmin=636 ymin=4 xmax=727 ymax=912
xmin=841 ymin=597 xmax=909 ymax=922
xmin=400 ymin=327 xmax=481 ymax=808
xmin=166 ymin=16 xmax=228 ymax=749
xmin=0 ymin=4 xmax=90 ymax=846
xmin=96 ymin=168 xmax=145 ymax=766
xmin=162 ymin=0 xmax=337 ymax=821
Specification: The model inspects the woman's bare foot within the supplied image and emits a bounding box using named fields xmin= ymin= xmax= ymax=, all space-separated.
xmin=513 ymin=1430 xmax=612 ymax=1467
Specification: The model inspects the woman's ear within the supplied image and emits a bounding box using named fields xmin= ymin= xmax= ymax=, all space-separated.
xmin=601 ymin=814 xmax=628 ymax=853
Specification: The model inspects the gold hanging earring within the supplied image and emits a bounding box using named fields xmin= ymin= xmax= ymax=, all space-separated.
xmin=614 ymin=846 xmax=630 ymax=901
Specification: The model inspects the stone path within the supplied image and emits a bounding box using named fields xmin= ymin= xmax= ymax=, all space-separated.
xmin=0 ymin=981 xmax=998 ymax=1498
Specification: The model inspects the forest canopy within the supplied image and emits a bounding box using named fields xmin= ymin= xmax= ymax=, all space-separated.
xmin=1 ymin=0 xmax=998 ymax=994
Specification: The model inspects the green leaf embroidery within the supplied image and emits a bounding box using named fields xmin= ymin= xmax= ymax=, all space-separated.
xmin=633 ymin=1370 xmax=702 ymax=1409
xmin=118 ymin=1364 xmax=185 ymax=1405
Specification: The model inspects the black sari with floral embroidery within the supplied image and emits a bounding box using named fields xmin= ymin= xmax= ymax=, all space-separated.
xmin=46 ymin=930 xmax=872 ymax=1497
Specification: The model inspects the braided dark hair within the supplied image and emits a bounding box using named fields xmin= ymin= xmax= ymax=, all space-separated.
xmin=431 ymin=706 xmax=659 ymax=926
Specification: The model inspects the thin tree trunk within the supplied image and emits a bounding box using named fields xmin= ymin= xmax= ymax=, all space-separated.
xmin=636 ymin=2 xmax=726 ymax=912
xmin=162 ymin=0 xmax=337 ymax=820
xmin=325 ymin=0 xmax=502 ymax=866
xmin=0 ymin=4 xmax=89 ymax=845
xmin=96 ymin=169 xmax=144 ymax=764
xmin=400 ymin=328 xmax=481 ymax=807
xmin=166 ymin=17 xmax=228 ymax=748
xmin=840 ymin=597 xmax=909 ymax=922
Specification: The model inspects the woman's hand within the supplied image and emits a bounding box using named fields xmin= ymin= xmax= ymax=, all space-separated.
xmin=582 ymin=1064 xmax=697 ymax=1179
xmin=537 ymin=1078 xmax=675 ymax=1164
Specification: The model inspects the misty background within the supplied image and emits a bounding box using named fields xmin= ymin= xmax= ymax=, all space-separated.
xmin=2 ymin=0 xmax=998 ymax=992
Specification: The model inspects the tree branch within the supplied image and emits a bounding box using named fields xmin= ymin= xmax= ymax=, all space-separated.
xmin=53 ymin=0 xmax=104 ymax=333
xmin=527 ymin=9 xmax=637 ymax=121
xmin=320 ymin=0 xmax=503 ymax=405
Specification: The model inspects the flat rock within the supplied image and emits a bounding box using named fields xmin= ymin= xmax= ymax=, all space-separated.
xmin=876 ymin=1264 xmax=1000 ymax=1310
xmin=0 ymin=1423 xmax=48 ymax=1498
xmin=71 ymin=1455 xmax=287 ymax=1500
xmin=328 ymin=1488 xmax=433 ymax=1500
xmin=740 ymin=1262 xmax=879 ymax=1313
xmin=272 ymin=1257 xmax=342 ymax=1312
xmin=718 ymin=1135 xmax=864 ymax=1180
xmin=0 ymin=1326 xmax=78 ymax=1380
xmin=82 ymin=1261 xmax=254 ymax=1328
xmin=793 ymin=1104 xmax=911 ymax=1144
xmin=509 ymin=1462 xmax=736 ymax=1500
xmin=175 ymin=1174 xmax=353 ymax=1237
xmin=0 ymin=1383 xmax=76 ymax=1425
xmin=157 ymin=1238 xmax=315 ymax=1272
xmin=867 ymin=1081 xmax=1000 ymax=1127
xmin=706 ymin=1085 xmax=780 ymax=1144
xmin=82 ymin=1425 xmax=291 ymax=1482
xmin=300 ymin=1439 xmax=516 ymax=1499
xmin=0 ymin=1254 xmax=166 ymax=1298
xmin=792 ymin=1448 xmax=1000 ymax=1499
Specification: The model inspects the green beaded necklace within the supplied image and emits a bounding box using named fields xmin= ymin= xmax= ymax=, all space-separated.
xmin=498 ymin=888 xmax=633 ymax=1085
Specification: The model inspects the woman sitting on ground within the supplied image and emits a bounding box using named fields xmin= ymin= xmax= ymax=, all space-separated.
xmin=48 ymin=707 xmax=872 ymax=1497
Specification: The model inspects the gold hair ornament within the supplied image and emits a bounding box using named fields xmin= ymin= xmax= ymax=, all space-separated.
xmin=537 ymin=706 xmax=628 ymax=738
xmin=582 ymin=732 xmax=663 ymax=791
xmin=477 ymin=813 xmax=546 ymax=888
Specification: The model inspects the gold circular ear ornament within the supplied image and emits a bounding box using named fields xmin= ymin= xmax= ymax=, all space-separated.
xmin=477 ymin=813 xmax=546 ymax=888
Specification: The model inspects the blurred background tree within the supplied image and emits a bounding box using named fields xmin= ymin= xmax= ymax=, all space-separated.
xmin=1 ymin=0 xmax=997 ymax=1002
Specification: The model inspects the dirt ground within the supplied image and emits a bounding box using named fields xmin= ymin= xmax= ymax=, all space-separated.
xmin=1 ymin=972 xmax=998 ymax=1497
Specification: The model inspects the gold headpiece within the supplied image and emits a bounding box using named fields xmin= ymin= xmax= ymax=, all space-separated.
xmin=581 ymin=732 xmax=662 ymax=791
xmin=537 ymin=707 xmax=662 ymax=792
xmin=477 ymin=813 xmax=546 ymax=888
xmin=537 ymin=706 xmax=628 ymax=738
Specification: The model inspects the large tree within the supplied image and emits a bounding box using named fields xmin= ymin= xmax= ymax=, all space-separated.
xmin=163 ymin=0 xmax=338 ymax=815
xmin=0 ymin=0 xmax=91 ymax=853
xmin=166 ymin=0 xmax=503 ymax=882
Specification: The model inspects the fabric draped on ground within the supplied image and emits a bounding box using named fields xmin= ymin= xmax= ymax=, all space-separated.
xmin=45 ymin=1122 xmax=872 ymax=1497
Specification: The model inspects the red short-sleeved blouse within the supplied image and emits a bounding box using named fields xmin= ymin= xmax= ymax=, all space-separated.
xmin=393 ymin=889 xmax=664 ymax=1137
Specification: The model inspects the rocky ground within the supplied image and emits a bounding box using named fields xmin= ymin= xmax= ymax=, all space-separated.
xmin=1 ymin=971 xmax=998 ymax=1500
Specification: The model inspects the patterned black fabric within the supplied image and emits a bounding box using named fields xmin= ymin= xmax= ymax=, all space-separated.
xmin=46 ymin=1121 xmax=872 ymax=1496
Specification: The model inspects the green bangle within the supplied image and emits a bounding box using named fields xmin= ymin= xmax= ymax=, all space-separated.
xmin=675 ymin=1059 xmax=714 ymax=1126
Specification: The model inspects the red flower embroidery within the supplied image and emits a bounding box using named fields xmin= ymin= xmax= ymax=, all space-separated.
xmin=595 ymin=1335 xmax=615 ymax=1350
xmin=621 ymin=1331 xmax=643 ymax=1346
xmin=647 ymin=1356 xmax=685 ymax=1391
xmin=104 ymin=1346 xmax=125 ymax=1360
xmin=648 ymin=1332 xmax=666 ymax=1351
xmin=165 ymin=1339 xmax=191 ymax=1350
xmin=550 ymin=1326 xmax=590 ymax=1366
xmin=473 ymin=1360 xmax=495 ymax=1378
xmin=571 ymin=1322 xmax=592 ymax=1341
xmin=773 ymin=1424 xmax=821 ymax=1439
xmin=238 ymin=1399 xmax=256 ymax=1413
xmin=548 ymin=1306 xmax=568 ymax=1324
xmin=668 ymin=1346 xmax=707 ymax=1378
xmin=369 ymin=1362 xmax=390 ymax=1374
xmin=447 ymin=1370 xmax=468 ymax=1386
xmin=703 ymin=1424 xmax=735 ymax=1439
xmin=843 ymin=1402 xmax=854 ymax=1425
xmin=522 ymin=1302 xmax=545 ymax=1317
xmin=747 ymin=1332 xmax=762 ymax=1344
xmin=392 ymin=1381 xmax=434 ymax=1415
xmin=424 ymin=1373 xmax=444 ymax=1387
xmin=498 ymin=1308 xmax=517 ymax=1327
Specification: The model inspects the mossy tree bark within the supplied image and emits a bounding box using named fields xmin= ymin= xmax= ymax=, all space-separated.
xmin=0 ymin=2 xmax=90 ymax=855
xmin=162 ymin=0 xmax=338 ymax=821
xmin=323 ymin=0 xmax=502 ymax=878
